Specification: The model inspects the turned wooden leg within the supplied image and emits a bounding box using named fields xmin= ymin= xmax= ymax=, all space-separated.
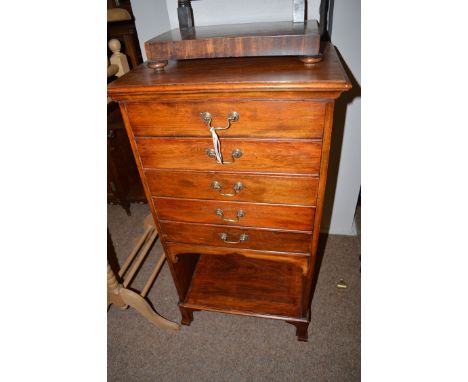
xmin=119 ymin=289 xmax=179 ymax=331
xmin=180 ymin=307 xmax=194 ymax=326
xmin=107 ymin=263 xmax=127 ymax=309
xmin=286 ymin=321 xmax=309 ymax=342
xmin=147 ymin=60 xmax=168 ymax=71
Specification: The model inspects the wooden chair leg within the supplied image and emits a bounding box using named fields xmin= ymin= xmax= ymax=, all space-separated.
xmin=107 ymin=263 xmax=127 ymax=309
xmin=108 ymin=259 xmax=179 ymax=330
xmin=107 ymin=215 xmax=180 ymax=331
xmin=119 ymin=288 xmax=179 ymax=330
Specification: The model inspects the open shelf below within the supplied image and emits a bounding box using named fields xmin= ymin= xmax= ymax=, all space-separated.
xmin=180 ymin=253 xmax=306 ymax=321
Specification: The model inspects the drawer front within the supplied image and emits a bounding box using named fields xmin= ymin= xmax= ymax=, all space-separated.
xmin=164 ymin=243 xmax=309 ymax=274
xmin=126 ymin=101 xmax=325 ymax=138
xmin=146 ymin=170 xmax=319 ymax=205
xmin=137 ymin=138 xmax=322 ymax=174
xmin=160 ymin=221 xmax=311 ymax=253
xmin=154 ymin=197 xmax=315 ymax=231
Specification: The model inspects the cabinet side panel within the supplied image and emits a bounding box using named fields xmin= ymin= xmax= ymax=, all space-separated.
xmin=302 ymin=101 xmax=336 ymax=317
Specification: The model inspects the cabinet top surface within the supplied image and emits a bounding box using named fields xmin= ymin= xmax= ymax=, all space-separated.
xmin=108 ymin=43 xmax=351 ymax=97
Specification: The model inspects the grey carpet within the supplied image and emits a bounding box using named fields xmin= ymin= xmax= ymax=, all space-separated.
xmin=108 ymin=203 xmax=361 ymax=381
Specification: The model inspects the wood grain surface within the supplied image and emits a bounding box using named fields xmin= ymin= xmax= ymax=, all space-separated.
xmin=145 ymin=170 xmax=319 ymax=205
xmin=126 ymin=100 xmax=325 ymax=138
xmin=154 ymin=197 xmax=315 ymax=231
xmin=108 ymin=43 xmax=351 ymax=98
xmin=160 ymin=221 xmax=312 ymax=253
xmin=136 ymin=138 xmax=322 ymax=174
xmin=144 ymin=21 xmax=319 ymax=62
xmin=164 ymin=243 xmax=309 ymax=274
xmin=180 ymin=254 xmax=305 ymax=319
xmin=108 ymin=44 xmax=351 ymax=340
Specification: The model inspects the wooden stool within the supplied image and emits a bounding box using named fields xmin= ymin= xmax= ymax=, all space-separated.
xmin=107 ymin=215 xmax=179 ymax=330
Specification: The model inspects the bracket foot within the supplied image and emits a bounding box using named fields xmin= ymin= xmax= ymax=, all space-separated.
xmin=286 ymin=320 xmax=309 ymax=342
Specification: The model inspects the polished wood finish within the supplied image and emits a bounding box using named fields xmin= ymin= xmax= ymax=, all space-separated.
xmin=126 ymin=100 xmax=326 ymax=138
xmin=145 ymin=170 xmax=319 ymax=205
xmin=303 ymin=101 xmax=337 ymax=318
xmin=300 ymin=55 xmax=324 ymax=65
xmin=108 ymin=43 xmax=350 ymax=341
xmin=107 ymin=43 xmax=351 ymax=97
xmin=180 ymin=254 xmax=305 ymax=319
xmin=136 ymin=138 xmax=322 ymax=174
xmin=144 ymin=21 xmax=320 ymax=65
xmin=154 ymin=197 xmax=315 ymax=231
xmin=160 ymin=221 xmax=312 ymax=253
xmin=164 ymin=243 xmax=309 ymax=275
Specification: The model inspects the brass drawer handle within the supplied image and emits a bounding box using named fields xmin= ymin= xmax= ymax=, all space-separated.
xmin=218 ymin=232 xmax=248 ymax=244
xmin=215 ymin=208 xmax=245 ymax=223
xmin=205 ymin=148 xmax=242 ymax=164
xmin=201 ymin=112 xmax=241 ymax=164
xmin=200 ymin=111 xmax=239 ymax=131
xmin=211 ymin=181 xmax=243 ymax=197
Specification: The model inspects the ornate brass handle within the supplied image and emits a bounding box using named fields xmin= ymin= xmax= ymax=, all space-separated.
xmin=205 ymin=148 xmax=242 ymax=164
xmin=218 ymin=232 xmax=249 ymax=244
xmin=215 ymin=208 xmax=245 ymax=223
xmin=211 ymin=181 xmax=243 ymax=197
xmin=200 ymin=111 xmax=239 ymax=131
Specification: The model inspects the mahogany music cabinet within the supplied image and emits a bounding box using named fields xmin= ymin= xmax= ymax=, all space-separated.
xmin=108 ymin=42 xmax=350 ymax=341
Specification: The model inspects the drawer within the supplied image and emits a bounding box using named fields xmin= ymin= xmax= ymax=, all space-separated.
xmin=154 ymin=197 xmax=315 ymax=231
xmin=126 ymin=101 xmax=325 ymax=138
xmin=146 ymin=170 xmax=319 ymax=205
xmin=160 ymin=221 xmax=311 ymax=253
xmin=137 ymin=138 xmax=322 ymax=174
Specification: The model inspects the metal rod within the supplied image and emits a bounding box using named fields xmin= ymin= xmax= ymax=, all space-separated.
xmin=118 ymin=226 xmax=154 ymax=278
xmin=122 ymin=230 xmax=158 ymax=288
xmin=177 ymin=0 xmax=194 ymax=29
xmin=140 ymin=254 xmax=166 ymax=298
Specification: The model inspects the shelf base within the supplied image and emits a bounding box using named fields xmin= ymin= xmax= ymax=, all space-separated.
xmin=180 ymin=253 xmax=306 ymax=321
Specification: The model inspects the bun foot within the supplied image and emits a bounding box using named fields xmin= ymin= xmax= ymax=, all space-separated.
xmin=147 ymin=60 xmax=168 ymax=71
xmin=300 ymin=54 xmax=323 ymax=67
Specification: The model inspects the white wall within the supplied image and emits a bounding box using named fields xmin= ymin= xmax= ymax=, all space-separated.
xmin=321 ymin=0 xmax=361 ymax=235
xmin=130 ymin=0 xmax=171 ymax=61
xmin=129 ymin=0 xmax=361 ymax=235
xmin=166 ymin=0 xmax=320 ymax=28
